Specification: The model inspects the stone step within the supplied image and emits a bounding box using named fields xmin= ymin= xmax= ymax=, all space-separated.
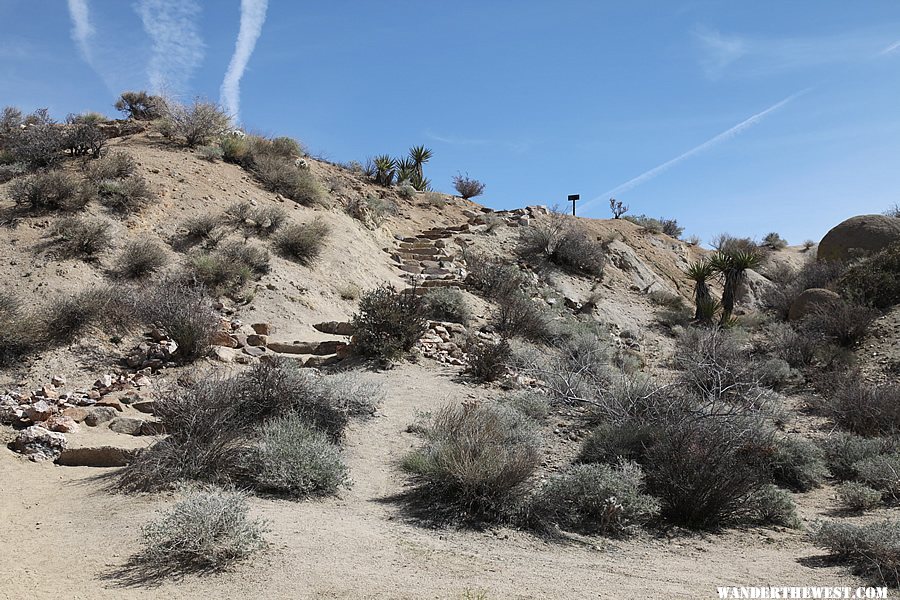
xmin=398 ymin=264 xmax=422 ymax=274
xmin=399 ymin=242 xmax=436 ymax=250
xmin=398 ymin=252 xmax=449 ymax=262
xmin=419 ymin=279 xmax=462 ymax=288
xmin=267 ymin=340 xmax=349 ymax=356
xmin=422 ymin=268 xmax=452 ymax=276
xmin=314 ymin=321 xmax=355 ymax=336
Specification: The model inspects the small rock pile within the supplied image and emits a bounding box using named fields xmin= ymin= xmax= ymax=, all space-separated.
xmin=417 ymin=321 xmax=468 ymax=366
xmin=2 ymin=373 xmax=154 ymax=462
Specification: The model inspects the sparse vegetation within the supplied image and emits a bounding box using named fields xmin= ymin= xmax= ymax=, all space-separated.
xmin=160 ymin=99 xmax=231 ymax=147
xmin=346 ymin=195 xmax=397 ymax=228
xmin=273 ymin=219 xmax=330 ymax=265
xmin=453 ymin=173 xmax=485 ymax=199
xmin=96 ymin=175 xmax=155 ymax=214
xmin=623 ymin=215 xmax=684 ymax=238
xmin=352 ymin=285 xmax=428 ymax=360
xmin=812 ymin=520 xmax=900 ymax=586
xmin=9 ymin=171 xmax=87 ymax=212
xmin=138 ymin=486 xmax=267 ymax=573
xmin=50 ymin=216 xmax=112 ymax=259
xmin=826 ymin=379 xmax=900 ymax=436
xmin=465 ymin=338 xmax=511 ymax=382
xmin=762 ymin=232 xmax=788 ymax=250
xmin=400 ymin=402 xmax=540 ymax=524
xmin=836 ymin=244 xmax=900 ymax=309
xmin=422 ymin=287 xmax=469 ymax=324
xmin=710 ymin=233 xmax=758 ymax=255
xmin=113 ymin=239 xmax=169 ymax=279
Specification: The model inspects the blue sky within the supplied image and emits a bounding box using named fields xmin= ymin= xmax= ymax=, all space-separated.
xmin=2 ymin=1 xmax=899 ymax=244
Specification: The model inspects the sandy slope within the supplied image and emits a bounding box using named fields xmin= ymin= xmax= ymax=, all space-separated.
xmin=0 ymin=363 xmax=868 ymax=600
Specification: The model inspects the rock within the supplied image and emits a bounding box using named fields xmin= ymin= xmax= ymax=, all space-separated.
xmin=267 ymin=341 xmax=316 ymax=355
xmin=243 ymin=346 xmax=266 ymax=358
xmin=61 ymin=407 xmax=89 ymax=423
xmin=84 ymin=406 xmax=119 ymax=427
xmin=0 ymin=405 xmax=25 ymax=424
xmin=788 ymin=288 xmax=842 ymax=321
xmin=44 ymin=415 xmax=79 ymax=433
xmin=56 ymin=446 xmax=140 ymax=467
xmin=108 ymin=417 xmax=146 ymax=435
xmin=212 ymin=346 xmax=238 ymax=363
xmin=316 ymin=340 xmax=348 ymax=355
xmin=313 ymin=321 xmax=355 ymax=336
xmin=12 ymin=426 xmax=67 ymax=462
xmin=251 ymin=323 xmax=274 ymax=335
xmin=95 ymin=398 xmax=124 ymax=412
xmin=737 ymin=268 xmax=776 ymax=311
xmin=132 ymin=400 xmax=156 ymax=415
xmin=24 ymin=400 xmax=54 ymax=422
xmin=246 ymin=334 xmax=268 ymax=347
xmin=211 ymin=331 xmax=237 ymax=348
xmin=305 ymin=354 xmax=341 ymax=368
xmin=818 ymin=214 xmax=900 ymax=262
xmin=50 ymin=375 xmax=66 ymax=387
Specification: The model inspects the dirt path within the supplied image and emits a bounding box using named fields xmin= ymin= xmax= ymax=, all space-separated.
xmin=0 ymin=364 xmax=867 ymax=599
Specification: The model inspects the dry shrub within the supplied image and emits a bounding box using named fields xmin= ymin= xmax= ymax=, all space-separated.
xmin=252 ymin=154 xmax=324 ymax=205
xmin=767 ymin=435 xmax=827 ymax=492
xmin=527 ymin=461 xmax=659 ymax=536
xmin=84 ymin=151 xmax=136 ymax=182
xmin=452 ymin=173 xmax=485 ymax=199
xmin=224 ymin=201 xmax=287 ymax=237
xmin=138 ymin=486 xmax=267 ymax=574
xmin=837 ymin=244 xmax=900 ymax=309
xmin=50 ymin=216 xmax=112 ymax=258
xmin=802 ymin=299 xmax=878 ymax=348
xmin=855 ymin=454 xmax=900 ymax=502
xmin=181 ymin=213 xmax=226 ymax=243
xmin=494 ymin=291 xmax=555 ymax=342
xmin=827 ymin=379 xmax=900 ymax=436
xmin=160 ymin=99 xmax=231 ymax=147
xmin=352 ymin=285 xmax=428 ymax=360
xmin=836 ymin=482 xmax=884 ymax=512
xmin=422 ymin=287 xmax=469 ymax=324
xmin=0 ymin=292 xmax=37 ymax=366
xmin=115 ymin=91 xmax=164 ymax=121
xmin=462 ymin=250 xmax=527 ymax=300
xmin=198 ymin=145 xmax=224 ymax=162
xmin=502 ymin=390 xmax=550 ymax=422
xmin=465 ymin=338 xmax=511 ymax=382
xmin=113 ymin=239 xmax=169 ymax=279
xmin=96 ymin=175 xmax=155 ymax=214
xmin=763 ymin=258 xmax=848 ymax=319
xmin=9 ymin=171 xmax=88 ymax=211
xmin=710 ymin=233 xmax=758 ymax=254
xmin=346 ymin=195 xmax=397 ymax=228
xmin=519 ymin=214 xmax=607 ymax=277
xmin=188 ymin=241 xmax=270 ymax=299
xmin=273 ymin=218 xmax=330 ymax=264
xmin=820 ymin=433 xmax=899 ymax=481
xmin=138 ymin=280 xmax=219 ymax=362
xmin=400 ymin=402 xmax=540 ymax=524
xmin=4 ymin=112 xmax=65 ymax=168
xmin=812 ymin=520 xmax=900 ymax=587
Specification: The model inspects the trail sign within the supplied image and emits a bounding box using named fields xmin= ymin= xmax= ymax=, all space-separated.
xmin=568 ymin=194 xmax=580 ymax=216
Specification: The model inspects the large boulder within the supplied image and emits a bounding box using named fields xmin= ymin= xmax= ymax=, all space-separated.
xmin=817 ymin=215 xmax=900 ymax=262
xmin=788 ymin=288 xmax=841 ymax=321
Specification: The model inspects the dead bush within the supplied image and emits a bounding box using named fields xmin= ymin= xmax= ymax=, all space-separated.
xmin=273 ymin=219 xmax=330 ymax=265
xmin=63 ymin=119 xmax=105 ymax=158
xmin=9 ymin=171 xmax=88 ymax=211
xmin=0 ymin=292 xmax=37 ymax=366
xmin=465 ymin=338 xmax=511 ymax=382
xmin=346 ymin=195 xmax=397 ymax=228
xmin=352 ymin=285 xmax=428 ymax=360
xmin=181 ymin=213 xmax=226 ymax=243
xmin=400 ymin=402 xmax=541 ymax=524
xmin=527 ymin=461 xmax=660 ymax=537
xmin=50 ymin=216 xmax=112 ymax=259
xmin=113 ymin=239 xmax=169 ymax=279
xmin=710 ymin=233 xmax=758 ymax=255
xmin=160 ymin=99 xmax=231 ymax=147
xmin=138 ymin=281 xmax=219 ymax=362
xmin=224 ymin=201 xmax=287 ymax=237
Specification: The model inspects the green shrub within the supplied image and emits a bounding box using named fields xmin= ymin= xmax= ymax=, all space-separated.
xmin=273 ymin=218 xmax=329 ymax=264
xmin=352 ymin=285 xmax=427 ymax=360
xmin=9 ymin=171 xmax=87 ymax=211
xmin=527 ymin=462 xmax=660 ymax=536
xmin=579 ymin=422 xmax=658 ymax=465
xmin=837 ymin=482 xmax=884 ymax=512
xmin=113 ymin=239 xmax=169 ymax=279
xmin=812 ymin=520 xmax=900 ymax=586
xmin=246 ymin=412 xmax=348 ymax=497
xmin=837 ymin=244 xmax=900 ymax=309
xmin=745 ymin=484 xmax=801 ymax=528
xmin=188 ymin=242 xmax=269 ymax=298
xmin=139 ymin=487 xmax=267 ymax=573
xmin=502 ymin=390 xmax=550 ymax=422
xmin=252 ymin=154 xmax=323 ymax=205
xmin=114 ymin=91 xmax=164 ymax=120
xmin=422 ymin=287 xmax=469 ymax=324
xmin=198 ymin=144 xmax=224 ymax=162
xmin=50 ymin=216 xmax=112 ymax=258
xmin=96 ymin=175 xmax=155 ymax=214
xmin=400 ymin=402 xmax=540 ymax=523
xmin=854 ymin=454 xmax=900 ymax=501
xmin=465 ymin=338 xmax=511 ymax=382
xmin=767 ymin=436 xmax=827 ymax=492
xmin=763 ymin=232 xmax=788 ymax=250
xmin=820 ymin=433 xmax=899 ymax=481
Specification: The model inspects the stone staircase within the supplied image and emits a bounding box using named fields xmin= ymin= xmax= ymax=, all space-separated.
xmin=387 ymin=223 xmax=471 ymax=293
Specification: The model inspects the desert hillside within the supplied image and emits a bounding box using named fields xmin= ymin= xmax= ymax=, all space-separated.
xmin=1 ymin=103 xmax=899 ymax=599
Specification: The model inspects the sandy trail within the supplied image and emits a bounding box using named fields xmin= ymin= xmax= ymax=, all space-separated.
xmin=0 ymin=364 xmax=866 ymax=600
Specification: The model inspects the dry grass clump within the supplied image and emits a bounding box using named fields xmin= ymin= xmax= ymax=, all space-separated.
xmin=113 ymin=239 xmax=169 ymax=279
xmin=400 ymin=402 xmax=541 ymax=524
xmin=50 ymin=216 xmax=112 ymax=259
xmin=352 ymin=285 xmax=428 ymax=360
xmin=273 ymin=218 xmax=330 ymax=265
xmin=138 ymin=486 xmax=267 ymax=574
xmin=84 ymin=151 xmax=136 ymax=182
xmin=181 ymin=213 xmax=227 ymax=244
xmin=812 ymin=520 xmax=900 ymax=586
xmin=528 ymin=461 xmax=659 ymax=536
xmin=224 ymin=201 xmax=288 ymax=237
xmin=0 ymin=291 xmax=37 ymax=366
xmin=96 ymin=175 xmax=155 ymax=214
xmin=9 ymin=170 xmax=88 ymax=211
xmin=187 ymin=241 xmax=270 ymax=299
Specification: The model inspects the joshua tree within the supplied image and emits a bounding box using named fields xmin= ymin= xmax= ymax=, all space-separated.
xmin=709 ymin=249 xmax=761 ymax=325
xmin=686 ymin=260 xmax=716 ymax=322
xmin=610 ymin=198 xmax=628 ymax=219
xmin=408 ymin=145 xmax=433 ymax=180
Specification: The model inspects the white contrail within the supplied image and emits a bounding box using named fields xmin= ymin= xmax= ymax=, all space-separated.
xmin=66 ymin=0 xmax=94 ymax=62
xmin=135 ymin=0 xmax=205 ymax=96
xmin=878 ymin=39 xmax=900 ymax=56
xmin=582 ymin=89 xmax=808 ymax=212
xmin=220 ymin=0 xmax=268 ymax=121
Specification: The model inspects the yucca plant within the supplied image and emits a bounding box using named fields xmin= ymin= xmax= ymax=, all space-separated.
xmin=709 ymin=250 xmax=761 ymax=325
xmin=373 ymin=155 xmax=396 ymax=187
xmin=395 ymin=157 xmax=416 ymax=185
xmin=408 ymin=145 xmax=433 ymax=180
xmin=686 ymin=260 xmax=716 ymax=322
xmin=410 ymin=171 xmax=431 ymax=192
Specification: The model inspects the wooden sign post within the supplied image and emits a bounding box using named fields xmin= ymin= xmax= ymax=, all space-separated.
xmin=568 ymin=194 xmax=580 ymax=216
